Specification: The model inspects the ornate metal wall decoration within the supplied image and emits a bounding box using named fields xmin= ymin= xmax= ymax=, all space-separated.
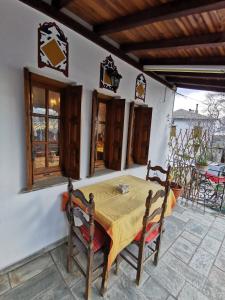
xmin=38 ymin=22 xmax=69 ymax=76
xmin=99 ymin=55 xmax=122 ymax=93
xmin=135 ymin=74 xmax=146 ymax=101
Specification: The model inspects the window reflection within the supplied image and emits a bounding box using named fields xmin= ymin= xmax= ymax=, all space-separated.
xmin=48 ymin=118 xmax=59 ymax=142
xmin=48 ymin=144 xmax=59 ymax=167
xmin=49 ymin=91 xmax=60 ymax=116
xmin=33 ymin=144 xmax=46 ymax=169
xmin=32 ymin=87 xmax=46 ymax=114
xmin=32 ymin=116 xmax=46 ymax=141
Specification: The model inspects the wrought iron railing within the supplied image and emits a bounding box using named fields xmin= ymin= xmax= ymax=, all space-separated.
xmin=168 ymin=128 xmax=225 ymax=213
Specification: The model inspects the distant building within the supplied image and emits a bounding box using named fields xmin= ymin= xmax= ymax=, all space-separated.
xmin=172 ymin=105 xmax=225 ymax=162
xmin=172 ymin=105 xmax=213 ymax=132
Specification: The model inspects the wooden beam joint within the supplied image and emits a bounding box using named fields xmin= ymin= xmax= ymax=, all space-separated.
xmin=121 ymin=32 xmax=225 ymax=53
xmin=94 ymin=0 xmax=225 ymax=35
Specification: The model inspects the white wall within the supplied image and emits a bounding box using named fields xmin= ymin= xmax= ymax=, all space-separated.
xmin=0 ymin=0 xmax=175 ymax=270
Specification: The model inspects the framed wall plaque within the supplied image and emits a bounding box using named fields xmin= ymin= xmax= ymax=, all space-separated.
xmin=38 ymin=22 xmax=69 ymax=77
xmin=135 ymin=74 xmax=146 ymax=102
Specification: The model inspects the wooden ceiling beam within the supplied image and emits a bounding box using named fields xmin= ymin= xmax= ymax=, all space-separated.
xmin=142 ymin=56 xmax=225 ymax=66
xmin=18 ymin=0 xmax=173 ymax=89
xmin=167 ymin=77 xmax=225 ymax=88
xmin=175 ymin=83 xmax=225 ymax=93
xmin=121 ymin=32 xmax=225 ymax=53
xmin=51 ymin=0 xmax=72 ymax=10
xmin=152 ymin=72 xmax=225 ymax=79
xmin=94 ymin=0 xmax=225 ymax=35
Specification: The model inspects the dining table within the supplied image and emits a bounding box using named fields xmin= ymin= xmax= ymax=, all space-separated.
xmin=62 ymin=175 xmax=176 ymax=293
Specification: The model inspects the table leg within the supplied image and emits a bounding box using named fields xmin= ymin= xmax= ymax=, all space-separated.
xmin=101 ymin=248 xmax=109 ymax=296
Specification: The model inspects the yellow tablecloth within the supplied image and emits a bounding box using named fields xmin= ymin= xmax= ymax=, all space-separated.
xmin=76 ymin=175 xmax=176 ymax=269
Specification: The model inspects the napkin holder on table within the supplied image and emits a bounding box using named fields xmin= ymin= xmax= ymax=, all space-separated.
xmin=117 ymin=184 xmax=129 ymax=194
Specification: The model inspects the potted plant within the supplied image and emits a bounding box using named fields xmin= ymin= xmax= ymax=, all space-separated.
xmin=196 ymin=154 xmax=209 ymax=172
xmin=169 ymin=167 xmax=183 ymax=201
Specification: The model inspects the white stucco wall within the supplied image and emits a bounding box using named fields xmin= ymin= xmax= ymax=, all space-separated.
xmin=0 ymin=0 xmax=175 ymax=270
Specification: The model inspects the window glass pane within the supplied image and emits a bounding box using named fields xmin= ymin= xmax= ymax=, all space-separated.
xmin=32 ymin=86 xmax=46 ymax=114
xmin=98 ymin=102 xmax=106 ymax=122
xmin=32 ymin=116 xmax=46 ymax=141
xmin=33 ymin=144 xmax=46 ymax=169
xmin=48 ymin=144 xmax=60 ymax=167
xmin=49 ymin=91 xmax=60 ymax=116
xmin=48 ymin=118 xmax=59 ymax=142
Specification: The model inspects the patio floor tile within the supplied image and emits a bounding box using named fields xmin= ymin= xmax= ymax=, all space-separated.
xmin=0 ymin=266 xmax=71 ymax=300
xmin=151 ymin=262 xmax=185 ymax=297
xmin=200 ymin=235 xmax=221 ymax=256
xmin=185 ymin=219 xmax=209 ymax=239
xmin=212 ymin=218 xmax=225 ymax=232
xmin=215 ymin=247 xmax=225 ymax=271
xmin=8 ymin=253 xmax=53 ymax=288
xmin=181 ymin=231 xmax=202 ymax=246
xmin=0 ymin=274 xmax=10 ymax=296
xmin=140 ymin=277 xmax=169 ymax=300
xmin=189 ymin=247 xmax=215 ymax=276
xmin=51 ymin=244 xmax=83 ymax=287
xmin=162 ymin=252 xmax=206 ymax=290
xmin=202 ymin=278 xmax=225 ymax=300
xmin=169 ymin=236 xmax=197 ymax=263
xmin=178 ymin=282 xmax=209 ymax=300
xmin=207 ymin=227 xmax=225 ymax=242
xmin=208 ymin=266 xmax=225 ymax=287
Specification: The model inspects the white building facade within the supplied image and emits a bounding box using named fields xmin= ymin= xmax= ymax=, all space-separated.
xmin=0 ymin=0 xmax=175 ymax=270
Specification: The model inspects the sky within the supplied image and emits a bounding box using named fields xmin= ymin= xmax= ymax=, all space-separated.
xmin=174 ymin=88 xmax=216 ymax=114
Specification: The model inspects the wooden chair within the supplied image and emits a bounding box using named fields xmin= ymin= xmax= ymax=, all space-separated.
xmin=120 ymin=161 xmax=171 ymax=286
xmin=146 ymin=160 xmax=171 ymax=189
xmin=66 ymin=178 xmax=108 ymax=300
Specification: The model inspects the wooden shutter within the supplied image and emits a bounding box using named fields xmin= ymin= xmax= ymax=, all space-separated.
xmin=89 ymin=90 xmax=98 ymax=176
xmin=61 ymin=85 xmax=82 ymax=179
xmin=24 ymin=68 xmax=33 ymax=189
xmin=105 ymin=99 xmax=125 ymax=170
xmin=133 ymin=106 xmax=152 ymax=165
xmin=126 ymin=102 xmax=135 ymax=168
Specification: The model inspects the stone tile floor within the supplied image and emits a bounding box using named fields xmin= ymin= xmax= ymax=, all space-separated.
xmin=1 ymin=199 xmax=225 ymax=299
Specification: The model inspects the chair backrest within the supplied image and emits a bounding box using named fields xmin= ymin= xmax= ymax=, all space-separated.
xmin=146 ymin=160 xmax=171 ymax=202
xmin=140 ymin=189 xmax=166 ymax=243
xmin=66 ymin=178 xmax=95 ymax=250
xmin=146 ymin=160 xmax=171 ymax=187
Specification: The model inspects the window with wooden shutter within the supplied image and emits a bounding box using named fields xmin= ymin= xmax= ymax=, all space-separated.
xmin=105 ymin=99 xmax=125 ymax=170
xmin=61 ymin=85 xmax=82 ymax=180
xmin=24 ymin=68 xmax=82 ymax=189
xmin=89 ymin=90 xmax=125 ymax=176
xmin=126 ymin=103 xmax=152 ymax=167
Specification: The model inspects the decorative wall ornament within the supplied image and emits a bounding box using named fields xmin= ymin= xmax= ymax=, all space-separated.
xmin=38 ymin=22 xmax=69 ymax=76
xmin=135 ymin=73 xmax=146 ymax=102
xmin=100 ymin=55 xmax=122 ymax=93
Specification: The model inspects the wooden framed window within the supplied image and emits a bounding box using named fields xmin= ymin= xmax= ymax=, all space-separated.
xmin=24 ymin=69 xmax=82 ymax=189
xmin=126 ymin=102 xmax=152 ymax=168
xmin=31 ymin=84 xmax=61 ymax=180
xmin=89 ymin=90 xmax=125 ymax=176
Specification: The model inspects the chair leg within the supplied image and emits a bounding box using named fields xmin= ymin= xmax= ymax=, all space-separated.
xmin=136 ymin=242 xmax=145 ymax=286
xmin=115 ymin=256 xmax=120 ymax=275
xmin=85 ymin=248 xmax=94 ymax=300
xmin=67 ymin=226 xmax=73 ymax=273
xmin=101 ymin=249 xmax=109 ymax=296
xmin=154 ymin=234 xmax=162 ymax=266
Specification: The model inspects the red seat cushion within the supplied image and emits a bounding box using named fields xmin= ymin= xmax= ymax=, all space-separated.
xmin=79 ymin=224 xmax=105 ymax=252
xmin=134 ymin=223 xmax=159 ymax=243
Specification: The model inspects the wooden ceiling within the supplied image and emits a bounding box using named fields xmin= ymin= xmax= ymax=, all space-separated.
xmin=19 ymin=0 xmax=225 ymax=92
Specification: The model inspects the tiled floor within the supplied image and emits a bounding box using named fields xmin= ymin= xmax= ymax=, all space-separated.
xmin=1 ymin=200 xmax=225 ymax=299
